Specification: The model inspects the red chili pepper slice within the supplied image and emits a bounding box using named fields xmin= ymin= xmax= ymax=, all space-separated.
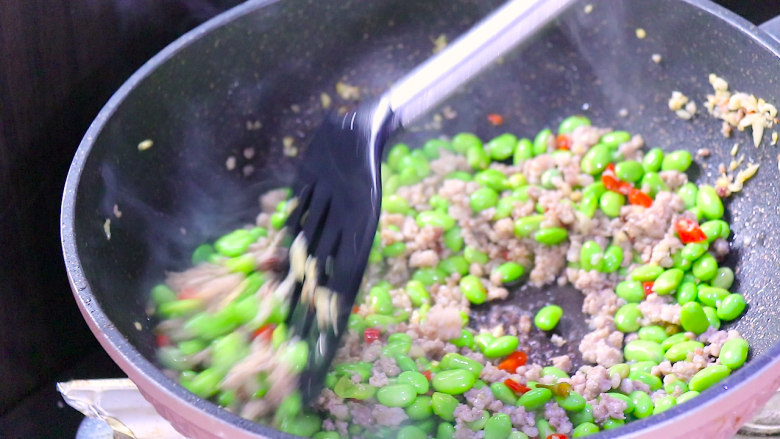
xmin=487 ymin=113 xmax=504 ymax=126
xmin=498 ymin=350 xmax=528 ymax=372
xmin=504 ymin=379 xmax=531 ymax=394
xmin=547 ymin=435 xmax=569 ymax=439
xmin=252 ymin=324 xmax=276 ymax=342
xmin=555 ymin=134 xmax=571 ymax=150
xmin=156 ymin=334 xmax=171 ymax=347
xmin=601 ymin=164 xmax=633 ymax=195
xmin=628 ymin=188 xmax=653 ymax=207
xmin=422 ymin=370 xmax=432 ymax=381
xmin=643 ymin=281 xmax=654 ymax=297
xmin=363 ymin=327 xmax=381 ymax=343
xmin=675 ymin=218 xmax=707 ymax=244
xmin=177 ymin=288 xmax=198 ymax=300
xmin=352 ymin=306 xmax=360 ymax=314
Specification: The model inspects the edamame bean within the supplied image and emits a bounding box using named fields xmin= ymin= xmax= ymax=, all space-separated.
xmin=387 ymin=143 xmax=411 ymax=170
xmin=638 ymin=326 xmax=668 ymax=344
xmin=599 ymin=191 xmax=625 ymax=217
xmin=493 ymin=262 xmax=525 ymax=283
xmin=720 ymin=338 xmax=749 ymax=369
xmin=665 ymin=340 xmax=704 ymax=362
xmin=536 ymin=419 xmax=554 ymax=438
xmin=413 ymin=267 xmax=448 ymax=286
xmin=440 ymin=353 xmax=484 ymax=378
xmin=615 ymin=303 xmax=643 ymax=333
xmin=697 ymin=286 xmax=729 ymax=307
xmin=677 ymin=282 xmax=698 ymax=305
xmin=631 ymin=264 xmax=664 ymax=282
xmin=653 ymin=268 xmax=684 ymax=295
xmin=712 ymin=266 xmax=735 ymax=290
xmin=534 ymin=227 xmax=568 ymax=245
xmin=491 ymin=382 xmax=519 ymax=405
xmin=423 ymin=139 xmax=451 ymax=158
xmin=432 ymin=369 xmax=475 ymax=395
xmin=581 ymin=144 xmax=612 ymax=175
xmin=466 ymin=144 xmax=490 ymax=170
xmin=559 ymin=115 xmax=592 ymax=134
xmin=534 ymin=305 xmax=563 ymax=331
xmin=513 ymin=138 xmax=534 ymax=164
xmin=514 ymin=215 xmax=545 ymax=238
xmin=533 ymin=129 xmax=553 ymax=156
xmin=692 ymin=253 xmax=718 ymax=281
xmin=464 ymin=246 xmax=489 ymax=264
xmin=417 ymin=210 xmax=456 ymax=231
xmin=376 ymin=384 xmax=417 ymax=407
xmin=678 ymin=182 xmax=698 ymax=209
xmin=606 ymin=392 xmax=634 ymax=414
xmin=444 ymin=227 xmax=464 ymax=252
xmin=486 ymin=134 xmax=518 ymax=161
xmin=452 ymin=133 xmax=481 ymax=154
xmin=653 ymin=395 xmax=677 ymax=414
xmin=450 ymin=330 xmax=476 ymax=350
xmin=688 ymin=365 xmax=730 ymax=392
xmin=460 ymin=275 xmax=487 ymax=305
xmin=661 ymin=332 xmax=692 ymax=351
xmin=629 ymin=370 xmax=662 ymax=391
xmin=569 ymin=404 xmax=595 ymax=426
xmin=616 ymin=160 xmax=644 ymax=183
xmin=681 ymin=242 xmax=708 ymax=261
xmin=395 ymin=354 xmax=417 ymax=372
xmin=437 ymin=423 xmax=456 ymax=439
xmin=630 ymin=361 xmax=657 ymax=375
xmin=152 ymin=284 xmax=177 ymax=306
xmin=680 ymin=302 xmax=709 ymax=335
xmin=640 ymin=172 xmax=668 ymax=197
xmin=484 ymin=413 xmax=513 ymax=439
xmin=572 ymin=422 xmax=600 ymax=437
xmin=616 ymin=280 xmax=645 ymax=303
xmin=703 ymin=306 xmax=721 ymax=329
xmin=602 ymin=245 xmax=624 ymax=272
xmin=439 ymin=256 xmax=470 ymax=276
xmin=661 ymin=150 xmax=692 ymax=172
xmin=601 ymin=131 xmax=631 ymax=147
xmin=431 ymin=392 xmax=459 ymax=421
xmin=664 ymin=376 xmax=688 ymax=395
xmin=541 ymin=168 xmax=563 ymax=189
xmin=717 ymin=293 xmax=746 ymax=321
xmin=517 ymin=387 xmax=553 ymax=410
xmin=405 ymin=280 xmax=431 ymax=307
xmin=608 ymin=363 xmax=630 ymax=380
xmin=624 ymin=340 xmax=664 ymax=363
xmin=476 ymin=169 xmax=510 ymax=191
xmin=214 ymin=229 xmax=256 ymax=257
xmin=542 ymin=366 xmax=569 ymax=380
xmin=642 ymin=148 xmax=664 ymax=172
xmin=677 ymin=391 xmax=700 ymax=404
xmin=580 ymin=240 xmax=604 ymax=271
xmin=397 ymin=425 xmax=427 ymax=439
xmin=383 ymin=194 xmax=410 ymax=214
xmin=697 ymin=185 xmax=724 ymax=220
xmin=483 ymin=336 xmax=520 ymax=358
xmin=630 ymin=390 xmax=654 ymax=418
xmin=382 ymin=241 xmax=406 ymax=258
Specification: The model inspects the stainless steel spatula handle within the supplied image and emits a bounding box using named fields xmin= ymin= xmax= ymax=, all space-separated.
xmin=387 ymin=0 xmax=576 ymax=129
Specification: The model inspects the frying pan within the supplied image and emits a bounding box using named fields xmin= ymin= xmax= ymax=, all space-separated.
xmin=61 ymin=0 xmax=780 ymax=437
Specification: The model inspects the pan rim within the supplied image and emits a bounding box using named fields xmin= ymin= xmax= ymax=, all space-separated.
xmin=60 ymin=0 xmax=780 ymax=438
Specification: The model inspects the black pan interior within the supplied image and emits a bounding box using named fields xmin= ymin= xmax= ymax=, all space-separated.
xmin=69 ymin=0 xmax=780 ymax=436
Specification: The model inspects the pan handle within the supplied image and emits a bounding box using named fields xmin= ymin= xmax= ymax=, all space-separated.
xmin=739 ymin=387 xmax=780 ymax=436
xmin=759 ymin=15 xmax=780 ymax=45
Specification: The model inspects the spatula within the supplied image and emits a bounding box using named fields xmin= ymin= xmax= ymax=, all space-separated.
xmin=282 ymin=0 xmax=577 ymax=401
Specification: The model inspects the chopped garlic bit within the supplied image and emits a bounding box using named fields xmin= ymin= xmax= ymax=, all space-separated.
xmin=696 ymin=148 xmax=711 ymax=158
xmin=773 ymin=131 xmax=779 ymax=146
xmin=635 ymin=28 xmax=647 ymax=39
xmin=282 ymin=136 xmax=298 ymax=157
xmin=335 ymin=81 xmax=360 ymax=100
xmin=226 ymin=156 xmax=236 ymax=170
xmin=704 ymin=74 xmax=777 ymax=147
xmin=584 ymin=4 xmax=593 ymax=14
xmin=320 ymin=93 xmax=332 ymax=109
xmin=651 ymin=53 xmax=662 ymax=64
xmin=113 ymin=204 xmax=122 ymax=219
xmin=103 ymin=219 xmax=111 ymax=240
xmin=134 ymin=321 xmax=142 ymax=331
xmin=730 ymin=143 xmax=739 ymax=156
xmin=246 ymin=120 xmax=262 ymax=131
xmin=432 ymin=34 xmax=448 ymax=54
xmin=137 ymin=139 xmax=153 ymax=151
xmin=669 ymin=91 xmax=696 ymax=120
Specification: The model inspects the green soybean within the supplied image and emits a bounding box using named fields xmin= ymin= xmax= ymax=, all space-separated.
xmin=616 ymin=280 xmax=645 ymax=303
xmin=534 ymin=305 xmax=563 ymax=331
xmin=712 ymin=267 xmax=735 ymax=290
xmin=405 ymin=280 xmax=431 ymax=307
xmin=602 ymin=245 xmax=624 ymax=272
xmin=534 ymin=227 xmax=568 ymax=245
xmin=616 ymin=160 xmax=644 ymax=183
xmin=398 ymin=371 xmax=430 ymax=395
xmin=514 ymin=215 xmax=545 ymax=238
xmin=382 ymin=241 xmax=406 ymax=258
xmin=397 ymin=425 xmax=427 ymax=439
xmin=615 ymin=303 xmax=643 ymax=333
xmin=677 ymin=391 xmax=700 ymax=404
xmin=387 ymin=143 xmax=411 ymax=170
xmin=437 ymin=423 xmax=456 ymax=439
xmin=517 ymin=387 xmax=553 ymax=410
xmin=678 ymin=182 xmax=699 ymax=209
xmin=464 ymin=246 xmax=489 ymax=265
xmin=581 ymin=144 xmax=612 ymax=175
xmin=606 ymin=392 xmax=634 ymax=414
xmin=460 ymin=275 xmax=487 ymax=305
xmin=624 ymin=340 xmax=664 ymax=363
xmin=417 ymin=210 xmax=456 ymax=231
xmin=444 ymin=227 xmax=464 ymax=252
xmin=580 ymin=240 xmax=604 ymax=271
xmin=680 ymin=302 xmax=709 ymax=335
xmin=631 ymin=264 xmax=664 ymax=282
xmin=452 ymin=133 xmax=481 ymax=154
xmin=689 ymin=365 xmax=730 ymax=392
xmin=665 ymin=340 xmax=704 ymax=362
xmin=440 ymin=353 xmax=484 ymax=378
xmin=556 ymin=391 xmax=586 ymax=412
xmin=677 ymin=282 xmax=698 ymax=305
xmin=559 ymin=115 xmax=592 ymax=134
xmin=717 ymin=293 xmax=746 ymax=321
xmin=493 ymin=262 xmax=525 ymax=283
xmin=536 ymin=419 xmax=555 ymax=438
xmin=653 ymin=395 xmax=677 ymax=414
xmin=661 ymin=150 xmax=693 ymax=172
xmin=569 ymin=404 xmax=595 ymax=426
xmin=697 ymin=185 xmax=724 ymax=220
xmin=413 ymin=267 xmax=448 ymax=286
xmin=681 ymin=242 xmax=708 ymax=261
xmin=513 ymin=138 xmax=534 ymax=164
xmin=697 ymin=286 xmax=729 ymax=307
xmin=599 ymin=191 xmax=625 ymax=217
xmin=692 ymin=253 xmax=718 ymax=281
xmin=476 ymin=169 xmax=509 ymax=192
xmin=720 ymin=338 xmax=749 ymax=369
xmin=542 ymin=366 xmax=570 ymax=380
xmin=483 ymin=413 xmax=513 ymax=439
xmin=450 ymin=329 xmax=476 ymax=350
xmin=483 ymin=336 xmax=520 ymax=358
xmin=541 ymin=168 xmax=563 ymax=189
xmin=661 ymin=333 xmax=693 ymax=351
xmin=433 ymin=369 xmax=475 ymax=395
xmin=629 ymin=361 xmax=657 ymax=375
xmin=369 ymin=285 xmax=395 ymax=313
xmin=608 ymin=363 xmax=630 ymax=380
xmin=640 ymin=172 xmax=668 ymax=197
xmin=376 ymin=384 xmax=417 ymax=407
xmin=491 ymin=382 xmax=519 ymax=405
xmin=642 ymin=148 xmax=665 ymax=172
xmin=439 ymin=256 xmax=470 ymax=276
xmin=467 ymin=144 xmax=491 ymax=170
xmin=572 ymin=422 xmax=600 ymax=437
xmin=432 ymin=392 xmax=459 ymax=421
xmin=703 ymin=306 xmax=721 ymax=330
xmin=533 ymin=129 xmax=553 ymax=156
xmin=638 ymin=326 xmax=668 ymax=344
xmin=653 ymin=268 xmax=684 ymax=295
xmin=630 ymin=391 xmax=654 ymax=418
xmin=601 ymin=130 xmax=631 ymax=147
xmin=486 ymin=134 xmax=518 ymax=161
xmin=383 ymin=194 xmax=410 ymax=214
xmin=629 ymin=370 xmax=662 ymax=391
xmin=664 ymin=376 xmax=688 ymax=395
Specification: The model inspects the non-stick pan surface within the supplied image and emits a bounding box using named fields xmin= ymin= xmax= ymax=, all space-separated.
xmin=62 ymin=0 xmax=780 ymax=437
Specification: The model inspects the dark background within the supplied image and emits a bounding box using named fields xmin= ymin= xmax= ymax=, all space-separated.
xmin=0 ymin=0 xmax=777 ymax=437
